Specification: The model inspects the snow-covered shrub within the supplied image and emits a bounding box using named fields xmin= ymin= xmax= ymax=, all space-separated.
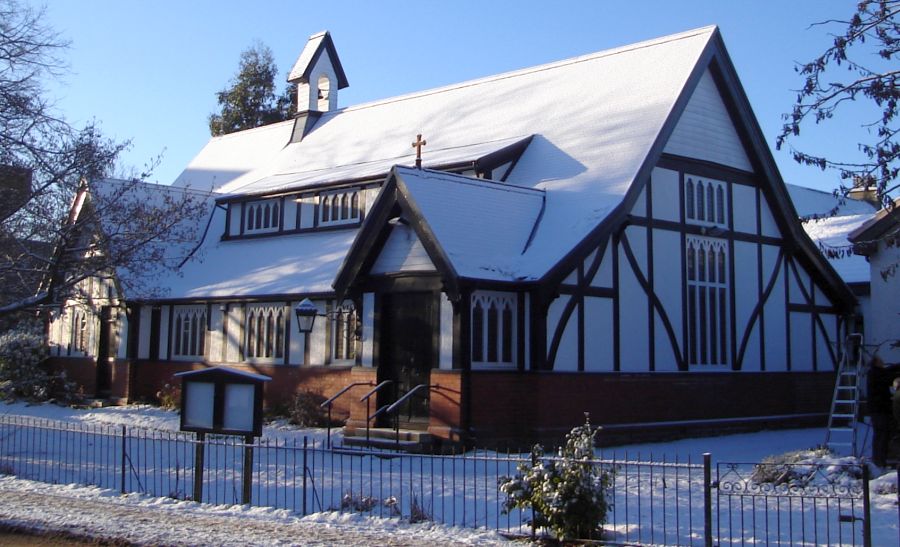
xmin=155 ymin=383 xmax=180 ymax=410
xmin=288 ymin=390 xmax=334 ymax=427
xmin=499 ymin=415 xmax=613 ymax=541
xmin=0 ymin=322 xmax=50 ymax=401
xmin=0 ymin=322 xmax=79 ymax=404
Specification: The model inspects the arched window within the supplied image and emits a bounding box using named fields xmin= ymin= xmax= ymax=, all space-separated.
xmin=247 ymin=312 xmax=257 ymax=358
xmin=272 ymin=202 xmax=280 ymax=228
xmin=341 ymin=194 xmax=350 ymax=219
xmin=707 ymin=184 xmax=715 ymax=222
xmin=173 ymin=307 xmax=207 ymax=358
xmin=472 ymin=300 xmax=484 ymax=362
xmin=686 ymin=179 xmax=695 ymax=219
xmin=255 ymin=206 xmax=262 ymax=229
xmin=321 ymin=195 xmax=331 ymax=222
xmin=471 ymin=292 xmax=516 ymax=366
xmin=317 ymin=74 xmax=331 ymax=110
xmin=718 ymin=249 xmax=726 ymax=282
xmin=487 ymin=302 xmax=499 ymax=362
xmin=686 ymin=238 xmax=728 ymax=367
xmin=708 ymin=248 xmax=716 ymax=282
xmin=698 ymin=245 xmax=706 ymax=282
xmin=265 ymin=311 xmax=274 ymax=358
xmin=351 ymin=192 xmax=359 ymax=218
xmin=687 ymin=243 xmax=696 ymax=281
xmin=319 ymin=189 xmax=363 ymax=226
xmin=263 ymin=204 xmax=271 ymax=228
xmin=716 ymin=186 xmax=725 ymax=224
xmin=697 ymin=182 xmax=705 ymax=221
xmin=502 ymin=303 xmax=513 ymax=363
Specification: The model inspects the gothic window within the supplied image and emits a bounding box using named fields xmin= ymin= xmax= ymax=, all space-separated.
xmin=685 ymin=175 xmax=728 ymax=228
xmin=173 ymin=306 xmax=207 ymax=358
xmin=686 ymin=237 xmax=728 ymax=366
xmin=319 ymin=188 xmax=362 ymax=226
xmin=244 ymin=199 xmax=281 ymax=234
xmin=471 ymin=291 xmax=516 ymax=367
xmin=70 ymin=309 xmax=89 ymax=354
xmin=246 ymin=304 xmax=286 ymax=362
xmin=331 ymin=301 xmax=358 ymax=362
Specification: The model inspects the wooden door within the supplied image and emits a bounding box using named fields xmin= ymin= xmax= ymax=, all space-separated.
xmin=377 ymin=292 xmax=436 ymax=426
xmin=95 ymin=306 xmax=114 ymax=396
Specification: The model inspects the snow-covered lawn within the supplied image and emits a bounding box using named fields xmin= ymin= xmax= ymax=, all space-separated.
xmin=0 ymin=401 xmax=897 ymax=546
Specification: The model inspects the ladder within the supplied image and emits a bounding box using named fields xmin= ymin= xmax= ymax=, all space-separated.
xmin=825 ymin=334 xmax=864 ymax=456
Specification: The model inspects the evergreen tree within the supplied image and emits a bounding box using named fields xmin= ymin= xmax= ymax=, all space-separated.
xmin=208 ymin=43 xmax=294 ymax=136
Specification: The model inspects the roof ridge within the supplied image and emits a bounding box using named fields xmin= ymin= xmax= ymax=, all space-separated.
xmin=396 ymin=166 xmax=545 ymax=196
xmin=325 ymin=26 xmax=717 ymax=117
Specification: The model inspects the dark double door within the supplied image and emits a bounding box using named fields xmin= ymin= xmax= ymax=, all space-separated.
xmin=377 ymin=292 xmax=437 ymax=427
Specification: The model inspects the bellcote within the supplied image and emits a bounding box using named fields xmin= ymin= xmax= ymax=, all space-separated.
xmin=288 ymin=31 xmax=349 ymax=114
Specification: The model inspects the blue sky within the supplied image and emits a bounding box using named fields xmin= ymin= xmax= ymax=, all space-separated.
xmin=35 ymin=0 xmax=862 ymax=191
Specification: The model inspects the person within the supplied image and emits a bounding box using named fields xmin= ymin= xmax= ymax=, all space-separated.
xmin=867 ymin=356 xmax=896 ymax=467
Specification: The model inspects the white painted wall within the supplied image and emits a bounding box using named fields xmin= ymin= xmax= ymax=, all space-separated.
xmin=439 ymin=293 xmax=454 ymax=370
xmin=788 ymin=263 xmax=811 ymax=305
xmin=733 ymin=241 xmax=758 ymax=352
xmin=867 ymin=240 xmax=900 ymax=361
xmin=360 ymin=293 xmax=374 ymax=367
xmin=283 ymin=198 xmax=298 ymax=231
xmin=370 ymin=225 xmax=435 ymax=274
xmin=652 ymin=229 xmax=683 ymax=371
xmin=207 ymin=305 xmax=224 ymax=362
xmin=288 ymin=300 xmax=307 ymax=365
xmin=299 ymin=195 xmax=316 ymax=229
xmin=632 ymin=186 xmax=647 ymax=217
xmin=650 ymin=168 xmax=680 ymax=223
xmin=759 ymin=194 xmax=780 ymax=238
xmin=790 ymin=312 xmax=814 ymax=371
xmin=547 ymin=295 xmax=578 ymax=371
xmin=591 ymin=244 xmax=613 ymax=288
xmin=138 ymin=306 xmax=152 ymax=359
xmin=818 ymin=313 xmax=839 ymax=369
xmin=298 ymin=50 xmax=339 ymax=112
xmin=116 ymin=312 xmax=128 ymax=359
xmin=583 ymin=296 xmax=613 ymax=371
xmin=229 ymin=204 xmax=242 ymax=236
xmin=731 ymin=184 xmax=757 ymax=234
xmin=225 ymin=305 xmax=243 ymax=362
xmin=762 ymin=245 xmax=787 ymax=371
xmin=663 ymin=69 xmax=753 ymax=172
xmin=619 ymin=227 xmax=649 ymax=371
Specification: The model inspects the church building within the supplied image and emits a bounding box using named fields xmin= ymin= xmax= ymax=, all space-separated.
xmin=46 ymin=27 xmax=856 ymax=446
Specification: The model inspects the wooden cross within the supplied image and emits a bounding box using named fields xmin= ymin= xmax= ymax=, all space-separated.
xmin=411 ymin=134 xmax=427 ymax=169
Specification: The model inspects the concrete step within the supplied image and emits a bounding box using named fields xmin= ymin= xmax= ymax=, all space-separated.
xmin=343 ymin=426 xmax=432 ymax=443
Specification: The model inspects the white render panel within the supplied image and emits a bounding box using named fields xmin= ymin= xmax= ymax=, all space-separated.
xmin=790 ymin=312 xmax=814 ymax=371
xmin=299 ymin=196 xmax=316 ymax=229
xmin=228 ymin=204 xmax=242 ymax=237
xmin=287 ymin=301 xmax=306 ymax=365
xmin=159 ymin=305 xmax=170 ymax=359
xmin=138 ymin=306 xmax=152 ymax=359
xmin=734 ymin=242 xmax=758 ymax=345
xmin=582 ymin=249 xmax=599 ymax=278
xmin=283 ymin=198 xmax=298 ymax=231
xmin=592 ymin=243 xmax=614 ymax=288
xmin=651 ymin=167 xmax=680 ymax=223
xmin=868 ymin=240 xmax=900 ymax=361
xmin=663 ymin=69 xmax=753 ymax=172
xmin=731 ymin=184 xmax=757 ymax=234
xmin=584 ymin=296 xmax=613 ymax=371
xmin=365 ymin=187 xmax=380 ymax=216
xmin=654 ymin=314 xmax=679 ymax=371
xmin=788 ymin=262 xmax=811 ymax=305
xmin=631 ymin=186 xmax=647 ymax=217
xmin=741 ymin=323 xmax=761 ymax=372
xmin=439 ymin=293 xmax=453 ymax=370
xmin=619 ymin=232 xmax=649 ymax=371
xmin=762 ymin=245 xmax=787 ymax=371
xmin=116 ymin=312 xmax=128 ymax=359
xmin=309 ymin=300 xmax=327 ymax=365
xmin=652 ymin=229 xmax=683 ymax=369
xmin=817 ymin=314 xmax=838 ymax=370
xmin=360 ymin=293 xmax=375 ymax=367
xmin=370 ymin=224 xmax=435 ymax=274
xmin=225 ymin=306 xmax=243 ymax=363
xmin=547 ymin=295 xmax=577 ymax=371
xmin=207 ymin=306 xmax=224 ymax=363
xmin=562 ymin=269 xmax=578 ymax=285
xmin=759 ymin=194 xmax=780 ymax=238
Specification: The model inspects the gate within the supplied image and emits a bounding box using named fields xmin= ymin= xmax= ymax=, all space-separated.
xmin=715 ymin=459 xmax=870 ymax=546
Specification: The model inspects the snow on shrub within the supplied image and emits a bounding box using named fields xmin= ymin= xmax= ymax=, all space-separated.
xmin=499 ymin=415 xmax=613 ymax=541
xmin=0 ymin=322 xmax=76 ymax=402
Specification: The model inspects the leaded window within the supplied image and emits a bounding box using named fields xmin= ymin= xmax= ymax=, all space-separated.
xmin=173 ymin=306 xmax=207 ymax=358
xmin=70 ymin=309 xmax=89 ymax=354
xmin=686 ymin=237 xmax=728 ymax=366
xmin=331 ymin=301 xmax=358 ymax=362
xmin=471 ymin=291 xmax=516 ymax=367
xmin=244 ymin=199 xmax=281 ymax=234
xmin=319 ymin=188 xmax=361 ymax=226
xmin=685 ymin=176 xmax=727 ymax=227
xmin=246 ymin=304 xmax=286 ymax=361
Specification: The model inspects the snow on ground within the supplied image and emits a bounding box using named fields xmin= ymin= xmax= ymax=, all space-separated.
xmin=0 ymin=475 xmax=507 ymax=546
xmin=0 ymin=401 xmax=897 ymax=546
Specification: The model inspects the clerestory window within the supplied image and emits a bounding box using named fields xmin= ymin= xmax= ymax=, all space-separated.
xmin=471 ymin=291 xmax=516 ymax=367
xmin=173 ymin=306 xmax=207 ymax=359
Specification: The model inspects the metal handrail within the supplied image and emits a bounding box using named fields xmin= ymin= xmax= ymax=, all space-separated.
xmin=361 ymin=381 xmax=393 ymax=444
xmin=380 ymin=384 xmax=438 ymax=449
xmin=320 ymin=381 xmax=372 ymax=449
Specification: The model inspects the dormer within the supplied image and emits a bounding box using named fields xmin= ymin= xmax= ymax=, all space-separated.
xmin=288 ymin=31 xmax=349 ymax=114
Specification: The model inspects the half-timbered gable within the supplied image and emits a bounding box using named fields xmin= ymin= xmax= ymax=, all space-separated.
xmin=48 ymin=26 xmax=858 ymax=446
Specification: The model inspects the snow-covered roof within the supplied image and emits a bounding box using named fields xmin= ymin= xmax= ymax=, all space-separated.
xmin=173 ymin=26 xmax=717 ymax=284
xmin=786 ymin=184 xmax=877 ymax=219
xmin=785 ymin=184 xmax=876 ymax=285
xmin=394 ymin=167 xmax=545 ymax=280
xmin=801 ymin=214 xmax=873 ymax=284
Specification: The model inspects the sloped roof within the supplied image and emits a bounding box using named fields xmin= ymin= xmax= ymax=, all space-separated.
xmin=787 ymin=184 xmax=877 ymax=219
xmin=174 ymin=26 xmax=718 ymax=283
xmin=394 ymin=167 xmax=545 ymax=280
xmin=287 ymin=30 xmax=349 ymax=88
xmin=801 ymin=214 xmax=873 ymax=284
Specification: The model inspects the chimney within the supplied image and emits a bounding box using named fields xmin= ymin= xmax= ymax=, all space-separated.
xmin=847 ymin=184 xmax=880 ymax=208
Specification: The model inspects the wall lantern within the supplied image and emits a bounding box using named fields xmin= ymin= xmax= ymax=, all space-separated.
xmin=294 ymin=298 xmax=319 ymax=334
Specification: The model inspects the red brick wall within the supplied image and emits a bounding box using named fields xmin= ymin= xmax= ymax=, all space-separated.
xmin=429 ymin=370 xmax=462 ymax=441
xmin=127 ymin=360 xmax=377 ymax=421
xmin=44 ymin=357 xmax=96 ymax=396
xmin=469 ymin=371 xmax=835 ymax=446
